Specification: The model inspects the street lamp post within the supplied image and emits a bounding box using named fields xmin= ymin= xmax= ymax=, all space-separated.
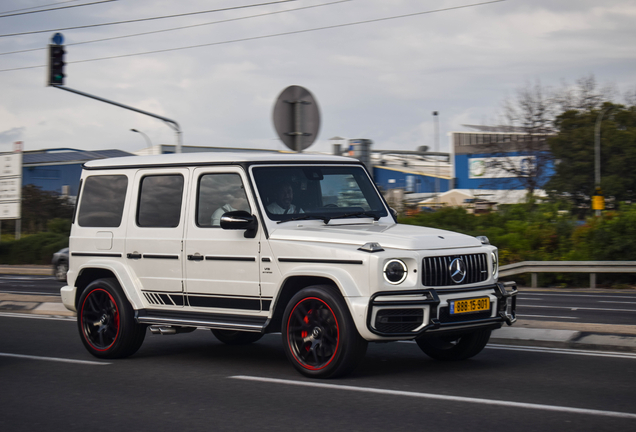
xmin=594 ymin=106 xmax=612 ymax=216
xmin=433 ymin=111 xmax=440 ymax=207
xmin=131 ymin=128 xmax=153 ymax=152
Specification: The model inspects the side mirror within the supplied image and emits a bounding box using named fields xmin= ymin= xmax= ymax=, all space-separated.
xmin=220 ymin=210 xmax=258 ymax=238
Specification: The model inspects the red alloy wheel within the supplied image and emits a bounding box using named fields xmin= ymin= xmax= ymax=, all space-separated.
xmin=80 ymin=288 xmax=120 ymax=351
xmin=286 ymin=297 xmax=340 ymax=370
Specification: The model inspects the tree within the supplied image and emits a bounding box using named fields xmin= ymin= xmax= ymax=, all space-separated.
xmin=20 ymin=185 xmax=74 ymax=234
xmin=546 ymin=103 xmax=636 ymax=207
xmin=476 ymin=80 xmax=555 ymax=197
xmin=479 ymin=75 xmax=617 ymax=199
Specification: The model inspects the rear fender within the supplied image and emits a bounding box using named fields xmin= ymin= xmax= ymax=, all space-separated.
xmin=75 ymin=260 xmax=145 ymax=310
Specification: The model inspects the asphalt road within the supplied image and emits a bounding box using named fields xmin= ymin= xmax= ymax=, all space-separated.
xmin=1 ymin=314 xmax=636 ymax=431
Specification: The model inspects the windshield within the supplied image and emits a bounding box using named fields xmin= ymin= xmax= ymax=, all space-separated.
xmin=252 ymin=165 xmax=388 ymax=222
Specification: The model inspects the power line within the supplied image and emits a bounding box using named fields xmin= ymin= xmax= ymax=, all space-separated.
xmin=0 ymin=0 xmax=351 ymax=57
xmin=0 ymin=0 xmax=506 ymax=73
xmin=0 ymin=0 xmax=80 ymax=15
xmin=0 ymin=0 xmax=299 ymax=38
xmin=0 ymin=0 xmax=116 ymax=18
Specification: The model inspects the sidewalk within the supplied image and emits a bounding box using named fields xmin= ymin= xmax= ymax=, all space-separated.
xmin=0 ymin=265 xmax=52 ymax=276
xmin=1 ymin=266 xmax=635 ymax=353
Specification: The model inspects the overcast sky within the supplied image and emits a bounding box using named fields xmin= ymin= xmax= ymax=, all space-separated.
xmin=1 ymin=0 xmax=635 ymax=155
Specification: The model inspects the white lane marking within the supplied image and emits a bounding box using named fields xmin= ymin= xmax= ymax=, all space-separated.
xmin=230 ymin=375 xmax=636 ymax=419
xmin=486 ymin=344 xmax=636 ymax=360
xmin=599 ymin=301 xmax=636 ymax=305
xmin=517 ymin=314 xmax=578 ymax=319
xmin=0 ymin=352 xmax=110 ymax=365
xmin=520 ymin=305 xmax=636 ymax=312
xmin=522 ymin=293 xmax=636 ymax=299
xmin=400 ymin=341 xmax=636 ymax=360
xmin=0 ymin=312 xmax=75 ymax=321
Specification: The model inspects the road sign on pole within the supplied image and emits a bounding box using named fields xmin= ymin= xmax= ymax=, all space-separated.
xmin=272 ymin=86 xmax=320 ymax=152
xmin=0 ymin=149 xmax=22 ymax=220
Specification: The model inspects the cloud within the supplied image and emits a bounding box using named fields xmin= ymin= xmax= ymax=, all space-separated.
xmin=0 ymin=0 xmax=635 ymax=155
xmin=0 ymin=127 xmax=25 ymax=147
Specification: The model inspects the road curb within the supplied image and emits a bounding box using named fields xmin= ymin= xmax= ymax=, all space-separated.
xmin=491 ymin=327 xmax=636 ymax=353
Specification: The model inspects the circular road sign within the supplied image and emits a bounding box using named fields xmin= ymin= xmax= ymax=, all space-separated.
xmin=52 ymin=33 xmax=64 ymax=45
xmin=272 ymin=85 xmax=320 ymax=152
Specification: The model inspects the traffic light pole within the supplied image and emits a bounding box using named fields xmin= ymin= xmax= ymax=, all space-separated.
xmin=51 ymin=85 xmax=182 ymax=153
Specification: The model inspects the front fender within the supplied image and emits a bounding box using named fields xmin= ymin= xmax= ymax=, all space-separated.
xmin=280 ymin=265 xmax=366 ymax=298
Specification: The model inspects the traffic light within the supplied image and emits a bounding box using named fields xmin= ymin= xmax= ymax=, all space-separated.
xmin=48 ymin=44 xmax=65 ymax=86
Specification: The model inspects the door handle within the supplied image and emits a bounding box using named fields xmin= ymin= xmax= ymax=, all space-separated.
xmin=127 ymin=253 xmax=142 ymax=259
xmin=188 ymin=254 xmax=204 ymax=261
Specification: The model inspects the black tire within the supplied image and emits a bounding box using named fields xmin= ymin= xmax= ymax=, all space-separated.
xmin=77 ymin=278 xmax=146 ymax=359
xmin=211 ymin=329 xmax=263 ymax=345
xmin=282 ymin=285 xmax=367 ymax=378
xmin=54 ymin=261 xmax=68 ymax=282
xmin=416 ymin=329 xmax=491 ymax=361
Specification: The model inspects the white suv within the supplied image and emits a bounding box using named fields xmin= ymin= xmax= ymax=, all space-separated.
xmin=61 ymin=152 xmax=516 ymax=378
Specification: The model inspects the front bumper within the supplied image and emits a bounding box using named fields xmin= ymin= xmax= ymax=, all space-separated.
xmin=366 ymin=282 xmax=517 ymax=337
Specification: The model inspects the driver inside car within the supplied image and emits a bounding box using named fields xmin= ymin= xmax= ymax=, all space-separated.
xmin=267 ymin=181 xmax=303 ymax=214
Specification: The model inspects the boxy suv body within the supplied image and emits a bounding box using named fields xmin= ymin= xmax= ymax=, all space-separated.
xmin=61 ymin=152 xmax=516 ymax=378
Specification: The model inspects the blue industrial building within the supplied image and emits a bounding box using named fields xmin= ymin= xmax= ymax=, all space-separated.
xmin=22 ymin=148 xmax=133 ymax=197
xmin=373 ymin=166 xmax=451 ymax=194
xmin=451 ymin=131 xmax=553 ymax=192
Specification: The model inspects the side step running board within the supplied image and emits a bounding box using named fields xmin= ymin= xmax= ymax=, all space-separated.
xmin=136 ymin=309 xmax=268 ymax=333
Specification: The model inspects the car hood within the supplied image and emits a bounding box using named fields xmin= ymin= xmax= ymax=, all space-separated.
xmin=268 ymin=222 xmax=482 ymax=251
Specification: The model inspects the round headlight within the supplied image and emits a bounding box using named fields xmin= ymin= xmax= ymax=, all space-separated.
xmin=383 ymin=259 xmax=408 ymax=284
xmin=491 ymin=251 xmax=498 ymax=276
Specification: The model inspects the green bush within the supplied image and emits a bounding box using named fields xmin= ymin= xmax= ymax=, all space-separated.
xmin=0 ymin=232 xmax=68 ymax=265
xmin=400 ymin=203 xmax=636 ymax=287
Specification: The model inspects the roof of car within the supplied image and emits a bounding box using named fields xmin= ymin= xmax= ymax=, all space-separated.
xmin=83 ymin=151 xmax=358 ymax=169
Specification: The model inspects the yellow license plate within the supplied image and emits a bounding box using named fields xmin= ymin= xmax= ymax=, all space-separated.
xmin=450 ymin=297 xmax=490 ymax=315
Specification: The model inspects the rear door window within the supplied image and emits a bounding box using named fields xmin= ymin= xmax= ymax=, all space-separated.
xmin=137 ymin=174 xmax=184 ymax=228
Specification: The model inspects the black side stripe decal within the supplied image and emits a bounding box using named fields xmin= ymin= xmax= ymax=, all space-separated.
xmin=143 ymin=254 xmax=179 ymax=260
xmin=205 ymin=256 xmax=256 ymax=262
xmin=278 ymin=258 xmax=363 ymax=265
xmin=72 ymin=252 xmax=122 ymax=258
xmin=188 ymin=296 xmax=261 ymax=311
xmin=142 ymin=292 xmax=269 ymax=311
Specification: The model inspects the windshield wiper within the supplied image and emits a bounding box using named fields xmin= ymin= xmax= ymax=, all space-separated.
xmin=277 ymin=215 xmax=331 ymax=224
xmin=330 ymin=211 xmax=380 ymax=221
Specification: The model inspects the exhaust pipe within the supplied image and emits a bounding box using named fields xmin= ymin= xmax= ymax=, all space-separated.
xmin=149 ymin=325 xmax=197 ymax=335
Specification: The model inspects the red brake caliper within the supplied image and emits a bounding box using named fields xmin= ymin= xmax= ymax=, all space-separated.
xmin=302 ymin=310 xmax=312 ymax=351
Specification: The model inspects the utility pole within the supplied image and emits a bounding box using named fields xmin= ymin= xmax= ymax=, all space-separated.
xmin=47 ymin=33 xmax=182 ymax=153
xmin=433 ymin=111 xmax=440 ymax=207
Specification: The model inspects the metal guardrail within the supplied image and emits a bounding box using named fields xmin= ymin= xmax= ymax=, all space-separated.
xmin=499 ymin=261 xmax=636 ymax=288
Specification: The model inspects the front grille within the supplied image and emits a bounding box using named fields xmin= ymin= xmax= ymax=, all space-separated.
xmin=422 ymin=253 xmax=488 ymax=286
xmin=374 ymin=309 xmax=424 ymax=333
